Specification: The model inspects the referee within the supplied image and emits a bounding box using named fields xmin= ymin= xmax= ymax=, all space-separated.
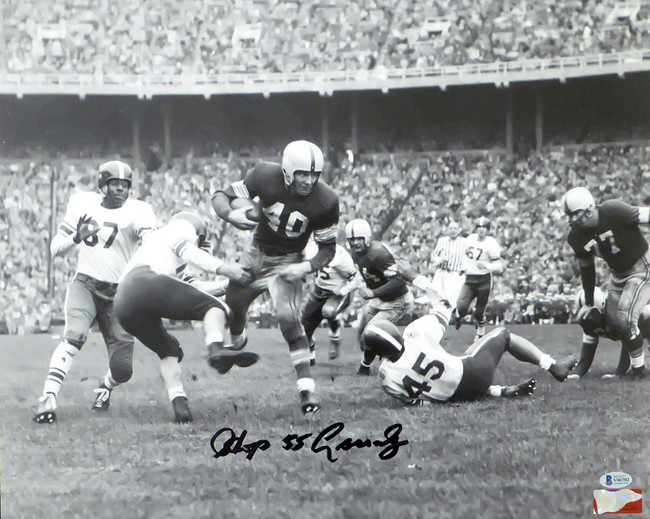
xmin=430 ymin=219 xmax=468 ymax=311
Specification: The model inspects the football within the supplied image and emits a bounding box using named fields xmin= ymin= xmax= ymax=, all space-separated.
xmin=230 ymin=197 xmax=260 ymax=222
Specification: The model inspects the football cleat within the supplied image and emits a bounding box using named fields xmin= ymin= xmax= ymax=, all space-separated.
xmin=33 ymin=393 xmax=57 ymax=424
xmin=357 ymin=364 xmax=371 ymax=376
xmin=624 ymin=365 xmax=646 ymax=380
xmin=227 ymin=333 xmax=248 ymax=351
xmin=454 ymin=311 xmax=462 ymax=331
xmin=299 ymin=390 xmax=320 ymax=414
xmin=172 ymin=396 xmax=193 ymax=423
xmin=548 ymin=355 xmax=578 ymax=382
xmin=309 ymin=342 xmax=316 ymax=367
xmin=328 ymin=338 xmax=340 ymax=360
xmin=503 ymin=378 xmax=537 ymax=398
xmin=91 ymin=381 xmax=112 ymax=412
xmin=208 ymin=342 xmax=259 ymax=374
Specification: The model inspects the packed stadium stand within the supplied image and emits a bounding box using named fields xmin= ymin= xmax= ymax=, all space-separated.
xmin=1 ymin=0 xmax=650 ymax=332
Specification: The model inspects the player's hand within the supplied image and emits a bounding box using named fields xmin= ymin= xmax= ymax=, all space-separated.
xmin=476 ymin=262 xmax=489 ymax=272
xmin=227 ymin=208 xmax=258 ymax=231
xmin=218 ymin=263 xmax=253 ymax=284
xmin=278 ymin=261 xmax=312 ymax=283
xmin=359 ymin=287 xmax=375 ymax=300
xmin=74 ymin=214 xmax=100 ymax=243
xmin=199 ymin=239 xmax=213 ymax=252
xmin=438 ymin=259 xmax=449 ymax=270
xmin=576 ymin=305 xmax=596 ymax=322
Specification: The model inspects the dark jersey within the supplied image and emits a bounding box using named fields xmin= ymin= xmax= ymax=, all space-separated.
xmin=351 ymin=242 xmax=409 ymax=301
xmin=567 ymin=200 xmax=649 ymax=274
xmin=228 ymin=162 xmax=339 ymax=255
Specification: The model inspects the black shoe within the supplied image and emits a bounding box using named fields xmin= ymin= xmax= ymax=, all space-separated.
xmin=626 ymin=365 xmax=646 ymax=380
xmin=172 ymin=396 xmax=193 ymax=423
xmin=91 ymin=381 xmax=112 ymax=412
xmin=549 ymin=355 xmax=578 ymax=382
xmin=454 ymin=312 xmax=462 ymax=331
xmin=300 ymin=390 xmax=320 ymax=414
xmin=503 ymin=378 xmax=537 ymax=398
xmin=357 ymin=364 xmax=370 ymax=376
xmin=208 ymin=342 xmax=259 ymax=374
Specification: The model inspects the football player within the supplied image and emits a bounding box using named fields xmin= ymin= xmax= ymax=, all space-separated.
xmin=563 ymin=187 xmax=650 ymax=378
xmin=568 ymin=287 xmax=650 ymax=379
xmin=34 ymin=161 xmax=157 ymax=424
xmin=345 ymin=219 xmax=414 ymax=376
xmin=430 ymin=219 xmax=468 ymax=313
xmin=114 ymin=211 xmax=252 ymax=423
xmin=456 ymin=216 xmax=504 ymax=341
xmin=364 ymin=278 xmax=577 ymax=405
xmin=301 ymin=239 xmax=361 ymax=363
xmin=211 ymin=140 xmax=339 ymax=414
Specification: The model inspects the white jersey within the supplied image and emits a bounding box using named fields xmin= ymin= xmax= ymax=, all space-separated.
xmin=464 ymin=234 xmax=502 ymax=276
xmin=304 ymin=242 xmax=357 ymax=292
xmin=121 ymin=219 xmax=201 ymax=280
xmin=432 ymin=236 xmax=468 ymax=273
xmin=59 ymin=192 xmax=156 ymax=283
xmin=378 ymin=314 xmax=464 ymax=402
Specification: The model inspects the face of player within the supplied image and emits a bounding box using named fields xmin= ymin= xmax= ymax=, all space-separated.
xmin=476 ymin=225 xmax=488 ymax=239
xmin=103 ymin=178 xmax=130 ymax=208
xmin=448 ymin=222 xmax=460 ymax=238
xmin=347 ymin=237 xmax=368 ymax=253
xmin=292 ymin=171 xmax=320 ymax=196
xmin=568 ymin=208 xmax=598 ymax=230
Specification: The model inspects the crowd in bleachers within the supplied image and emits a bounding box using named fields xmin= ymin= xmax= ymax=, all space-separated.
xmin=2 ymin=142 xmax=649 ymax=333
xmin=3 ymin=0 xmax=650 ymax=75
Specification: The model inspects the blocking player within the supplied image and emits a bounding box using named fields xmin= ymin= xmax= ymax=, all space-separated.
xmin=456 ymin=216 xmax=503 ymax=341
xmin=364 ymin=278 xmax=577 ymax=405
xmin=211 ymin=140 xmax=339 ymax=414
xmin=345 ymin=219 xmax=414 ymax=376
xmin=301 ymin=239 xmax=361 ymax=363
xmin=563 ymin=187 xmax=650 ymax=378
xmin=114 ymin=211 xmax=252 ymax=423
xmin=33 ymin=161 xmax=157 ymax=424
xmin=430 ymin=219 xmax=468 ymax=313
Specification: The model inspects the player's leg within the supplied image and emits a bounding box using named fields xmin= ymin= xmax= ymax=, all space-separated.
xmin=300 ymin=290 xmax=326 ymax=365
xmin=473 ymin=276 xmax=492 ymax=340
xmin=455 ymin=281 xmax=473 ymax=330
xmin=114 ymin=273 xmax=193 ymax=423
xmin=322 ymin=293 xmax=350 ymax=360
xmin=34 ymin=280 xmax=96 ymax=424
xmin=505 ymin=331 xmax=577 ymax=382
xmin=269 ymin=274 xmax=318 ymax=413
xmin=614 ymin=269 xmax=650 ymax=377
xmin=356 ymin=304 xmax=380 ymax=375
xmin=92 ymin=296 xmax=135 ymax=412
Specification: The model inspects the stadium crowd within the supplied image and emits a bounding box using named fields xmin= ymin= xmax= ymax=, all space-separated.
xmin=2 ymin=142 xmax=649 ymax=333
xmin=3 ymin=0 xmax=650 ymax=75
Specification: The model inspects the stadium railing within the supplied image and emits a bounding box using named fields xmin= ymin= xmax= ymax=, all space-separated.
xmin=1 ymin=50 xmax=650 ymax=98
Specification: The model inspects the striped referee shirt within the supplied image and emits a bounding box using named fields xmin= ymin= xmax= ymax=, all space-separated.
xmin=432 ymin=236 xmax=468 ymax=273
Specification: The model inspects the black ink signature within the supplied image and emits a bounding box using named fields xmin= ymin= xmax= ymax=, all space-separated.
xmin=209 ymin=422 xmax=408 ymax=463
xmin=283 ymin=422 xmax=408 ymax=463
xmin=210 ymin=427 xmax=271 ymax=461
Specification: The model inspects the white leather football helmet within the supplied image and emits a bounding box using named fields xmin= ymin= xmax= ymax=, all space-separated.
xmin=171 ymin=211 xmax=208 ymax=245
xmin=281 ymin=140 xmax=324 ymax=187
xmin=575 ymin=286 xmax=606 ymax=312
xmin=345 ymin=219 xmax=372 ymax=248
xmin=562 ymin=187 xmax=595 ymax=216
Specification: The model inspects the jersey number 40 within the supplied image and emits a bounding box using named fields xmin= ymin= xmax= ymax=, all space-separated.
xmin=264 ymin=202 xmax=308 ymax=238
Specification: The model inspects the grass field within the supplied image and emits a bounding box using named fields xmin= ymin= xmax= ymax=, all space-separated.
xmin=1 ymin=323 xmax=648 ymax=519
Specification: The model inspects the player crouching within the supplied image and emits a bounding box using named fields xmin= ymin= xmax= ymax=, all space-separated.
xmin=363 ymin=278 xmax=577 ymax=405
xmin=114 ymin=211 xmax=253 ymax=423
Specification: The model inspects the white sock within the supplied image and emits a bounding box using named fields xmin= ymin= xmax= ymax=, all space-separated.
xmin=538 ymin=353 xmax=555 ymax=371
xmin=43 ymin=341 xmax=79 ymax=396
xmin=160 ymin=357 xmax=186 ymax=401
xmin=488 ymin=385 xmax=503 ymax=397
xmin=630 ymin=349 xmax=645 ymax=369
xmin=296 ymin=377 xmax=316 ymax=393
xmin=102 ymin=370 xmax=119 ymax=390
xmin=203 ymin=307 xmax=226 ymax=345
